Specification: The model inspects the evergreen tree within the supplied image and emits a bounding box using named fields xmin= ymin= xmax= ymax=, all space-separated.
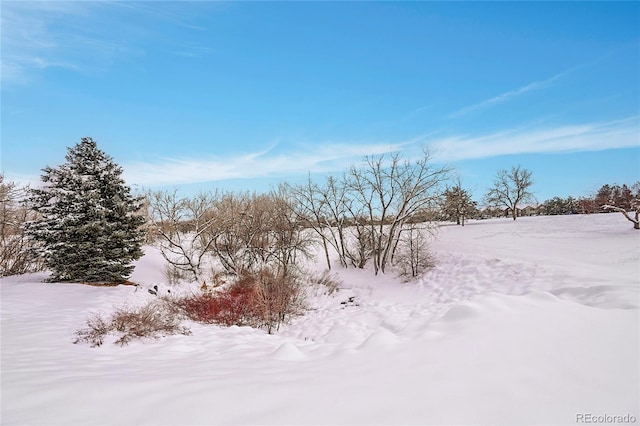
xmin=441 ymin=184 xmax=477 ymax=226
xmin=541 ymin=196 xmax=579 ymax=215
xmin=26 ymin=137 xmax=145 ymax=283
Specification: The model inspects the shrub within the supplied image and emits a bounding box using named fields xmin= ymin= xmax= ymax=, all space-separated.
xmin=110 ymin=303 xmax=191 ymax=346
xmin=173 ymin=267 xmax=305 ymax=333
xmin=74 ymin=268 xmax=309 ymax=348
xmin=174 ymin=282 xmax=257 ymax=326
xmin=393 ymin=225 xmax=436 ymax=280
xmin=250 ymin=268 xmax=305 ymax=334
xmin=74 ymin=300 xmax=191 ymax=348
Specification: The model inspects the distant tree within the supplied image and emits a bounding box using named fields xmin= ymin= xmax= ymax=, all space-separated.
xmin=576 ymin=197 xmax=597 ymax=214
xmin=478 ymin=206 xmax=502 ymax=219
xmin=26 ymin=137 xmax=146 ymax=283
xmin=595 ymin=183 xmax=634 ymax=213
xmin=548 ymin=197 xmax=561 ymax=215
xmin=540 ymin=196 xmax=579 ymax=216
xmin=441 ymin=180 xmax=477 ymax=226
xmin=594 ymin=184 xmax=612 ymax=211
xmin=565 ymin=196 xmax=579 ymax=214
xmin=601 ymin=182 xmax=640 ymax=230
xmin=484 ymin=166 xmax=534 ymax=220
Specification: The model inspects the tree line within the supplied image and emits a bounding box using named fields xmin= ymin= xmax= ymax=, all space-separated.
xmin=438 ymin=172 xmax=639 ymax=226
xmin=1 ymin=137 xmax=638 ymax=284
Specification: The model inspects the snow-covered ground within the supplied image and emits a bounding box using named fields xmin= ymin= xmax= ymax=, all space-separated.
xmin=1 ymin=214 xmax=638 ymax=425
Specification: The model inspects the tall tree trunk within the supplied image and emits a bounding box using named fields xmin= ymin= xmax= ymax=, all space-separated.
xmin=321 ymin=236 xmax=331 ymax=270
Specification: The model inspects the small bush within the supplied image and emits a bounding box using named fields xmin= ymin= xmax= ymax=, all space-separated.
xmin=74 ymin=301 xmax=191 ymax=348
xmin=394 ymin=226 xmax=436 ymax=280
xmin=396 ymin=249 xmax=435 ymax=280
xmin=250 ymin=268 xmax=306 ymax=334
xmin=110 ymin=303 xmax=191 ymax=346
xmin=173 ymin=267 xmax=306 ymax=333
xmin=74 ymin=313 xmax=111 ymax=347
xmin=175 ymin=283 xmax=257 ymax=326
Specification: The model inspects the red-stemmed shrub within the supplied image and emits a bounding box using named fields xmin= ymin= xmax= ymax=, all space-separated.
xmin=175 ymin=280 xmax=258 ymax=326
xmin=174 ymin=267 xmax=305 ymax=333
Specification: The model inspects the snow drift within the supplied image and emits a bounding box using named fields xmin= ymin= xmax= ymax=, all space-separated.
xmin=1 ymin=214 xmax=638 ymax=425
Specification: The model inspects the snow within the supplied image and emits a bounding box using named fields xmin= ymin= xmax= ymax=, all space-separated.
xmin=1 ymin=214 xmax=638 ymax=425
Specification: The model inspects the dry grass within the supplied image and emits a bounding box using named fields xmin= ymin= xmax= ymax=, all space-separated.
xmin=309 ymin=270 xmax=342 ymax=295
xmin=74 ymin=300 xmax=191 ymax=347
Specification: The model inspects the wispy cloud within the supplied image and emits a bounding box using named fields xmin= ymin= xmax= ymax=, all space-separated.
xmin=122 ymin=140 xmax=419 ymax=187
xmin=9 ymin=117 xmax=637 ymax=189
xmin=120 ymin=116 xmax=639 ymax=187
xmin=106 ymin=1 xmax=213 ymax=32
xmin=1 ymin=2 xmax=135 ymax=84
xmin=1 ymin=2 xmax=83 ymax=84
xmin=0 ymin=1 xmax=212 ymax=85
xmin=449 ymin=77 xmax=558 ymax=118
xmin=168 ymin=41 xmax=215 ymax=59
xmin=429 ymin=116 xmax=640 ymax=162
xmin=448 ymin=61 xmax=597 ymax=119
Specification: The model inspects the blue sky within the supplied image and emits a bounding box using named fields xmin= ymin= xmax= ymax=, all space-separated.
xmin=2 ymin=1 xmax=639 ymax=203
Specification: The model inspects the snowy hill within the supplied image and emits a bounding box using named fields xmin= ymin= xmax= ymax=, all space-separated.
xmin=1 ymin=214 xmax=638 ymax=425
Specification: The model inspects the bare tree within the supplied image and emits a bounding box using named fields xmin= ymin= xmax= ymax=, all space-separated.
xmin=0 ymin=175 xmax=44 ymax=276
xmin=288 ymin=176 xmax=333 ymax=270
xmin=147 ymin=190 xmax=218 ymax=282
xmin=342 ymin=199 xmax=374 ymax=269
xmin=484 ymin=166 xmax=534 ymax=220
xmin=258 ymin=186 xmax=314 ymax=277
xmin=292 ymin=150 xmax=448 ymax=275
xmin=319 ymin=175 xmax=354 ymax=268
xmin=207 ymin=191 xmax=259 ymax=275
xmin=347 ymin=150 xmax=449 ymax=275
xmin=204 ymin=188 xmax=313 ymax=276
xmin=602 ymin=181 xmax=640 ymax=230
xmin=290 ymin=174 xmax=358 ymax=270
